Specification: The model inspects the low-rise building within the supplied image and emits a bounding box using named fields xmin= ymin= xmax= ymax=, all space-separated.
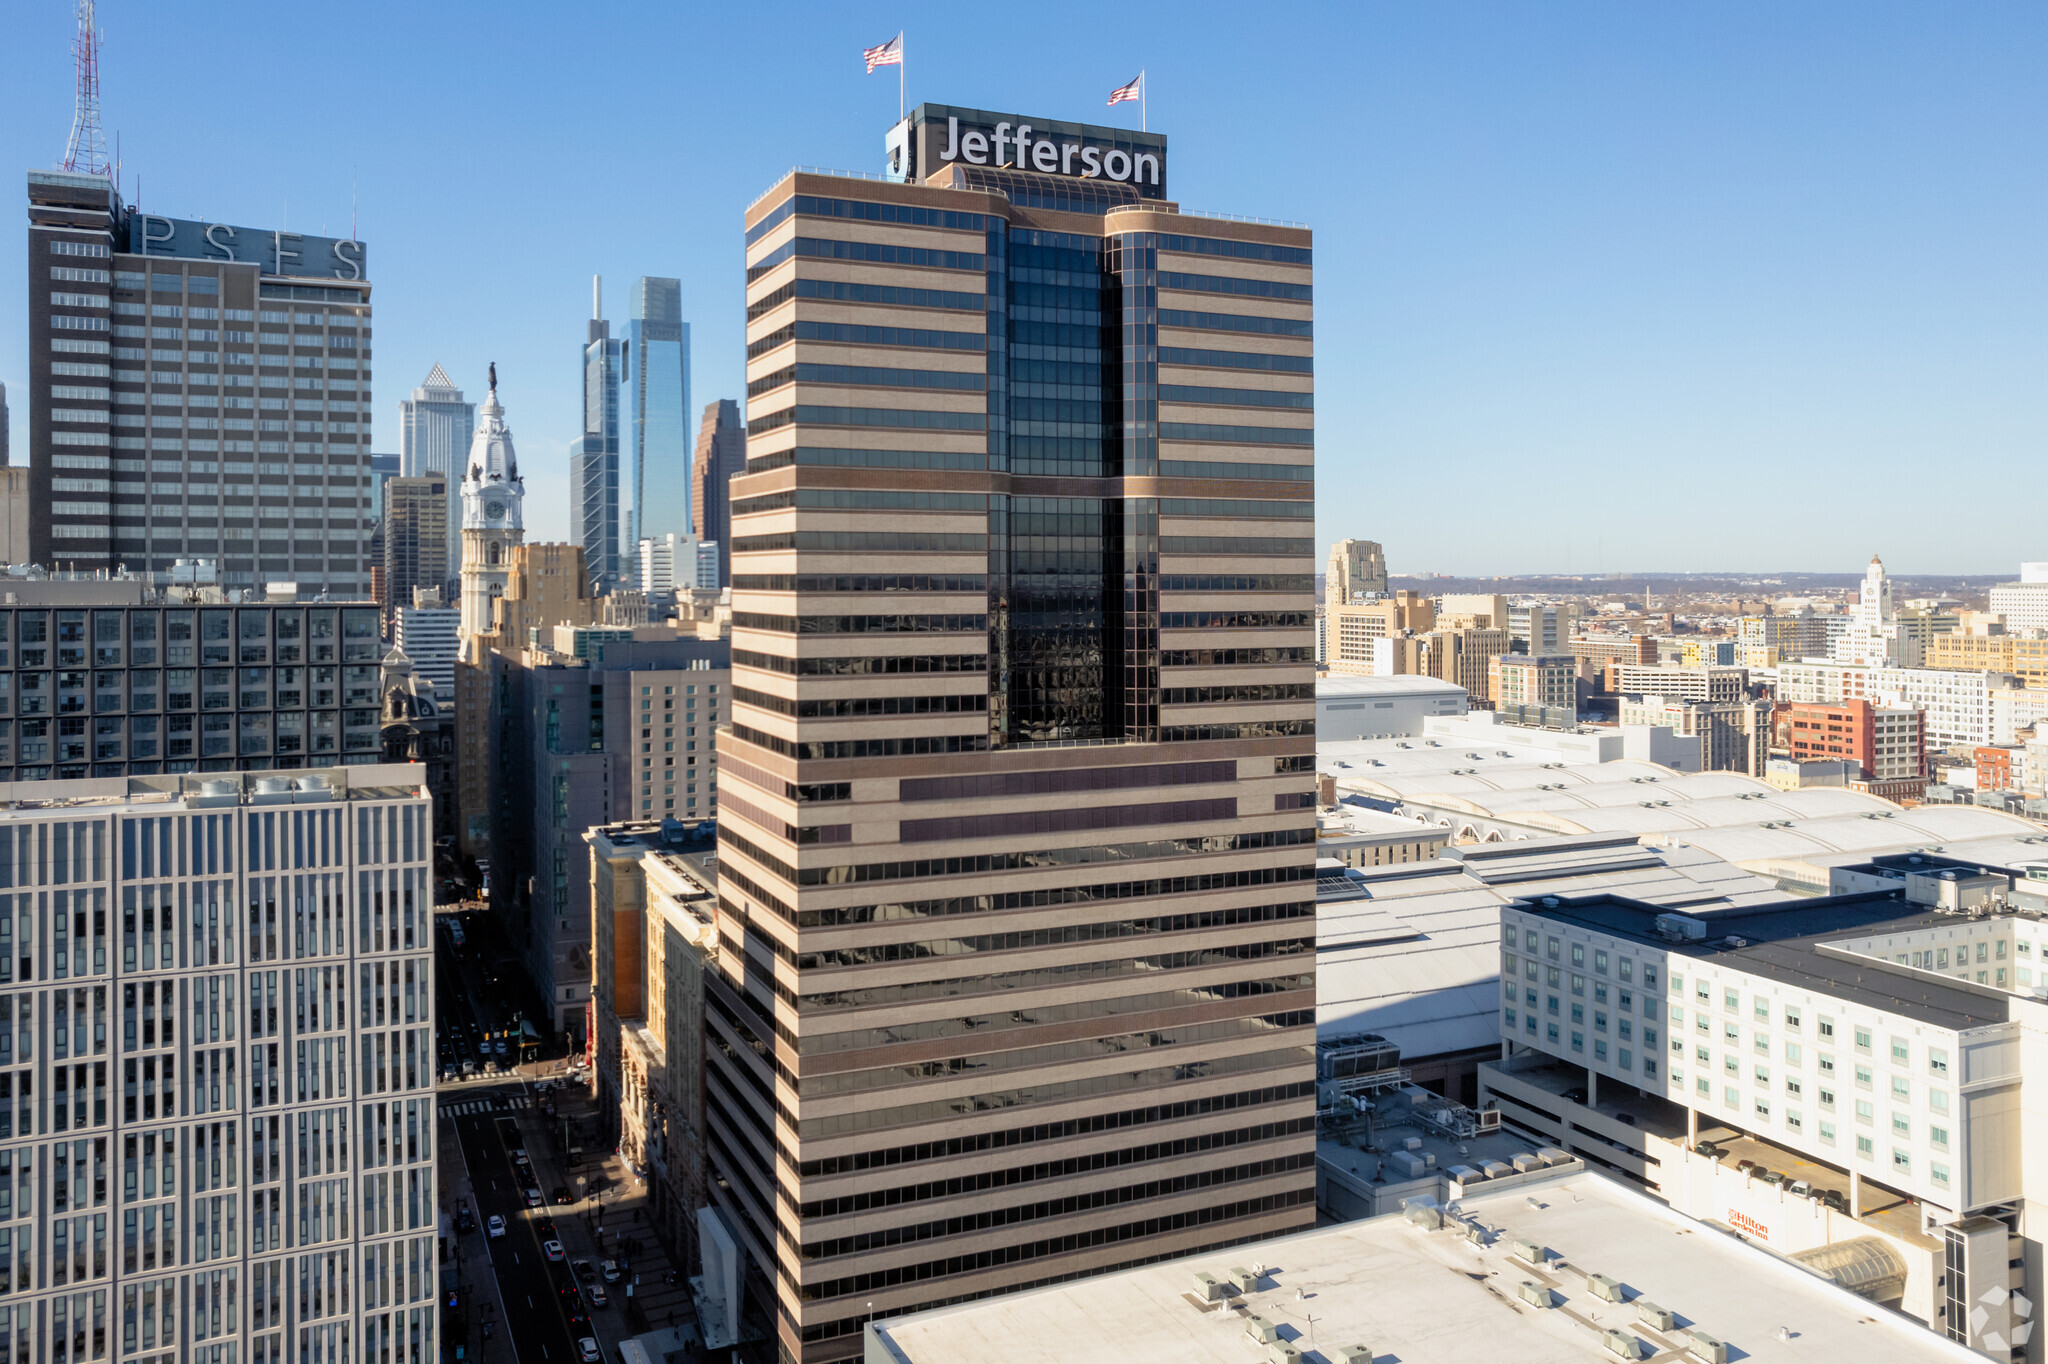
xmin=1484 ymin=884 xmax=2048 ymax=1356
xmin=1315 ymin=673 xmax=1467 ymax=739
xmin=1612 ymin=664 xmax=1746 ymax=702
xmin=1491 ymin=653 xmax=1576 ymax=713
xmin=1765 ymin=756 xmax=1858 ymax=791
xmin=1618 ymin=694 xmax=1771 ymax=777
xmin=1784 ymin=698 xmax=1927 ymax=801
xmin=868 ymin=1163 xmax=1978 ymax=1364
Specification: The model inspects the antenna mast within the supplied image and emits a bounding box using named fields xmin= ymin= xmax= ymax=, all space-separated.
xmin=63 ymin=0 xmax=111 ymax=178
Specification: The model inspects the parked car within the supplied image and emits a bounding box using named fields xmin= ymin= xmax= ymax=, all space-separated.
xmin=486 ymin=1216 xmax=506 ymax=1239
xmin=457 ymin=1205 xmax=476 ymax=1232
xmin=600 ymin=1259 xmax=621 ymax=1283
xmin=572 ymin=1259 xmax=597 ymax=1283
xmin=578 ymin=1339 xmax=603 ymax=1364
xmin=524 ymin=1188 xmax=544 ymax=1208
xmin=1760 ymin=1170 xmax=1786 ymax=1186
xmin=543 ymin=1240 xmax=565 ymax=1262
xmin=588 ymin=1283 xmax=608 ymax=1308
xmin=1822 ymin=1189 xmax=1849 ymax=1212
xmin=460 ymin=1059 xmax=476 ymax=1077
xmin=1788 ymin=1180 xmax=1813 ymax=1198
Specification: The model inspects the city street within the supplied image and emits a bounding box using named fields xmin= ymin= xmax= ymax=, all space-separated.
xmin=437 ymin=910 xmax=700 ymax=1364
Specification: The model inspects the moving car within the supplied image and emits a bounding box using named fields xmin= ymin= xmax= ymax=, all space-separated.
xmin=588 ymin=1283 xmax=608 ymax=1308
xmin=543 ymin=1240 xmax=565 ymax=1262
xmin=600 ymin=1259 xmax=621 ymax=1283
xmin=551 ymin=1186 xmax=572 ymax=1205
xmin=460 ymin=1059 xmax=476 ymax=1077
xmin=578 ymin=1339 xmax=602 ymax=1364
xmin=524 ymin=1188 xmax=544 ymax=1208
xmin=495 ymin=1040 xmax=509 ymax=1056
xmin=486 ymin=1215 xmax=506 ymax=1239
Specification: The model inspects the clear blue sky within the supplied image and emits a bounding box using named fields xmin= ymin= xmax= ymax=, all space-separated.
xmin=2 ymin=1 xmax=2042 ymax=574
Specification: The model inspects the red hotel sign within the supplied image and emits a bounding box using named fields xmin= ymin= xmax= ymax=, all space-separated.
xmin=1728 ymin=1210 xmax=1770 ymax=1241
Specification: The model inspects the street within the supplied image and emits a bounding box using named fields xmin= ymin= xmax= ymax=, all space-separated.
xmin=436 ymin=909 xmax=701 ymax=1364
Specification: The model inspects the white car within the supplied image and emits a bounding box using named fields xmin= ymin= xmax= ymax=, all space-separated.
xmin=543 ymin=1240 xmax=565 ymax=1262
xmin=588 ymin=1283 xmax=608 ymax=1308
xmin=486 ymin=1215 xmax=506 ymax=1239
xmin=578 ymin=1340 xmax=602 ymax=1364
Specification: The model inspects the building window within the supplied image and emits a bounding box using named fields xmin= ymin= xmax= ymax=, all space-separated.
xmin=1755 ymin=1098 xmax=1770 ymax=1119
xmin=1855 ymin=1064 xmax=1872 ymax=1090
xmin=1854 ymin=1027 xmax=1871 ymax=1053
xmin=1546 ymin=1023 xmax=1560 ymax=1045
xmin=1855 ymin=1099 xmax=1874 ymax=1125
xmin=1504 ymin=1007 xmax=1517 ymax=1029
xmin=1856 ymin=1135 xmax=1874 ymax=1160
xmin=1724 ymin=1086 xmax=1739 ymax=1108
xmin=1643 ymin=1058 xmax=1657 ymax=1079
xmin=1724 ymin=989 xmax=1739 ymax=1012
xmin=1570 ymin=1031 xmax=1584 ymax=1053
xmin=1619 ymin=958 xmax=1633 ymax=982
xmin=1890 ymin=1038 xmax=1908 ymax=1065
xmin=1931 ymin=1162 xmax=1950 ymax=1188
xmin=1784 ymin=1006 xmax=1801 ymax=1031
xmin=1593 ymin=1040 xmax=1608 ymax=1062
xmin=1642 ymin=965 xmax=1657 ymax=989
xmin=1819 ymin=1120 xmax=1837 ymax=1145
xmin=1892 ymin=1148 xmax=1910 ymax=1174
xmin=1571 ymin=943 xmax=1585 ymax=966
xmin=1891 ymin=1112 xmax=1909 ymax=1137
xmin=1594 ymin=950 xmax=1608 ymax=975
xmin=1787 ymin=1109 xmax=1802 ymax=1132
xmin=1547 ymin=936 xmax=1560 ymax=961
xmin=1570 ymin=975 xmax=1585 ymax=997
xmin=1817 ymin=1016 xmax=1835 ymax=1039
xmin=1930 ymin=1124 xmax=1949 ymax=1150
xmin=1669 ymin=972 xmax=1683 ymax=996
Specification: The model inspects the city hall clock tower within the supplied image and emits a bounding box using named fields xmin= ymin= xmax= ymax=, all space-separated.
xmin=459 ymin=364 xmax=526 ymax=645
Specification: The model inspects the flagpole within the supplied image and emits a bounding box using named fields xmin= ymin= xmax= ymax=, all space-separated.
xmin=899 ymin=31 xmax=906 ymax=121
xmin=1141 ymin=69 xmax=1147 ymax=132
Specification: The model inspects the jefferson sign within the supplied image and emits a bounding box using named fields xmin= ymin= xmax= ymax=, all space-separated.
xmin=886 ymin=102 xmax=1168 ymax=199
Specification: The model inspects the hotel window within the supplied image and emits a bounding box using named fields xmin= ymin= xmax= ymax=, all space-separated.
xmin=1594 ymin=984 xmax=1608 ymax=1005
xmin=1819 ymin=1085 xmax=1834 ymax=1111
xmin=1997 ymin=968 xmax=2007 ymax=986
xmin=1546 ymin=967 xmax=1561 ymax=988
xmin=1594 ymin=1011 xmax=1608 ymax=1033
xmin=1644 ymin=1027 xmax=1658 ymax=1049
xmin=1784 ymin=1006 xmax=1801 ymax=1031
xmin=1619 ymin=1048 xmax=1632 ymax=1070
xmin=1931 ymin=1162 xmax=1950 ymax=1188
xmin=1569 ymin=1031 xmax=1583 ymax=1053
xmin=1892 ymin=1112 xmax=1909 ymax=1137
xmin=1891 ymin=1076 xmax=1909 ymax=1101
xmin=1890 ymin=1038 xmax=1908 ymax=1065
xmin=1546 ymin=995 xmax=1559 ymax=1016
xmin=1820 ymin=1121 xmax=1837 ymax=1146
xmin=1724 ymin=1086 xmax=1739 ymax=1108
xmin=1754 ymin=1033 xmax=1769 ymax=1056
xmin=1525 ymin=960 xmax=1537 ymax=981
xmin=1525 ymin=1015 xmax=1536 ymax=1036
xmin=1930 ymin=1124 xmax=1949 ymax=1150
xmin=1817 ymin=1016 xmax=1835 ymax=1039
xmin=1787 ymin=1075 xmax=1803 ymax=1097
xmin=1929 ymin=1088 xmax=1949 ymax=1115
xmin=1754 ymin=1064 xmax=1769 ymax=1086
xmin=1723 ymin=1023 xmax=1739 ymax=1043
xmin=1594 ymin=950 xmax=1608 ymax=975
xmin=1669 ymin=972 xmax=1683 ymax=997
xmin=1502 ymin=950 xmax=1518 ymax=975
xmin=1753 ymin=998 xmax=1769 ymax=1022
xmin=1855 ymin=1064 xmax=1872 ymax=1090
xmin=1855 ymin=1099 xmax=1874 ymax=1125
xmin=1892 ymin=1148 xmax=1910 ymax=1174
xmin=1818 ymin=1052 xmax=1835 ymax=1076
xmin=1977 ymin=941 xmax=1989 ymax=964
xmin=1547 ymin=936 xmax=1560 ymax=961
xmin=1571 ymin=943 xmax=1584 ymax=966
xmin=1697 ymin=1076 xmax=1711 ymax=1098
xmin=1755 ymin=1098 xmax=1770 ymax=1119
xmin=1504 ymin=1007 xmax=1517 ymax=1029
xmin=1619 ymin=958 xmax=1633 ymax=982
xmin=1695 ymin=1045 xmax=1710 ymax=1064
xmin=1996 ymin=939 xmax=2007 ymax=959
xmin=1619 ymin=990 xmax=1634 ymax=1012
xmin=1546 ymin=1023 xmax=1559 ymax=1045
xmin=1723 ymin=1056 xmax=1738 ymax=1076
xmin=1593 ymin=1040 xmax=1607 ymax=1062
xmin=1856 ymin=1135 xmax=1874 ymax=1159
xmin=1570 ymin=975 xmax=1584 ymax=997
xmin=1643 ymin=965 xmax=1657 ymax=989
xmin=1723 ymin=989 xmax=1739 ymax=1012
xmin=1619 ymin=1019 xmax=1633 ymax=1041
xmin=1642 ymin=1058 xmax=1657 ymax=1079
xmin=1853 ymin=1027 xmax=1871 ymax=1053
xmin=1696 ymin=980 xmax=1710 ymax=1004
xmin=1525 ymin=929 xmax=1538 ymax=952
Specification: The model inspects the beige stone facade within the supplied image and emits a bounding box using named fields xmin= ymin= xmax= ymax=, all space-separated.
xmin=719 ymin=156 xmax=1317 ymax=1360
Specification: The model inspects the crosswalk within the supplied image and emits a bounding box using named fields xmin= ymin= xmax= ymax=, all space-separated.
xmin=442 ymin=1095 xmax=534 ymax=1116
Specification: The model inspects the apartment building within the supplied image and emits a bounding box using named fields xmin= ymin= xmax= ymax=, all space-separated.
xmin=726 ymin=103 xmax=1317 ymax=1360
xmin=1778 ymin=661 xmax=2004 ymax=749
xmin=1612 ymin=664 xmax=1746 ymax=703
xmin=1325 ymin=590 xmax=1434 ymax=673
xmin=1618 ymin=694 xmax=1772 ymax=777
xmin=1928 ymin=633 xmax=2048 ymax=690
xmin=1490 ymin=654 xmax=1576 ymax=712
xmin=1784 ymin=698 xmax=1928 ymax=801
xmin=1989 ymin=564 xmax=2048 ymax=634
xmin=0 ymin=763 xmax=437 ymax=1364
xmin=1483 ymin=886 xmax=2045 ymax=1357
xmin=1570 ymin=633 xmax=1658 ymax=691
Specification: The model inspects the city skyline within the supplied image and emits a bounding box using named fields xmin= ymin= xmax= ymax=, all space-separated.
xmin=0 ymin=3 xmax=2042 ymax=571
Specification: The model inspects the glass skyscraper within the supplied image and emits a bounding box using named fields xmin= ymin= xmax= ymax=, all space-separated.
xmin=398 ymin=363 xmax=475 ymax=574
xmin=569 ymin=282 xmax=623 ymax=594
xmin=622 ymin=277 xmax=691 ymax=560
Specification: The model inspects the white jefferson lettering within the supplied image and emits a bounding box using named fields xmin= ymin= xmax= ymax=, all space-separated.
xmin=937 ymin=115 xmax=1159 ymax=187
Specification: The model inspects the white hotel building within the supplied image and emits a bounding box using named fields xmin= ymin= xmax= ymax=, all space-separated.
xmin=1779 ymin=659 xmax=2007 ymax=748
xmin=1481 ymin=882 xmax=2047 ymax=1360
xmin=0 ymin=764 xmax=436 ymax=1364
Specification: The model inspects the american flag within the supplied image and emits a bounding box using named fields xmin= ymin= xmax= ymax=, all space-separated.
xmin=864 ymin=34 xmax=903 ymax=73
xmin=1108 ymin=73 xmax=1143 ymax=106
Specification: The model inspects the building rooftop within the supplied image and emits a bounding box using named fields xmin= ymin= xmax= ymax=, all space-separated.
xmin=0 ymin=765 xmax=425 ymax=813
xmin=1318 ymin=834 xmax=1781 ymax=1058
xmin=1316 ymin=674 xmax=1469 ymax=699
xmin=1517 ymin=892 xmax=2013 ymax=1030
xmin=867 ymin=1167 xmax=1976 ymax=1364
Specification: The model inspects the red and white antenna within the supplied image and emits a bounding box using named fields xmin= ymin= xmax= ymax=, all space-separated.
xmin=63 ymin=0 xmax=110 ymax=178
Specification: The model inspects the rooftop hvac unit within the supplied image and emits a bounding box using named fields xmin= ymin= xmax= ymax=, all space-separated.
xmin=1512 ymin=1238 xmax=1546 ymax=1265
xmin=1190 ymin=1271 xmax=1228 ymax=1302
xmin=1464 ymin=1220 xmax=1488 ymax=1245
xmin=1635 ymin=1301 xmax=1676 ymax=1331
xmin=1512 ymin=1153 xmax=1543 ymax=1173
xmin=1685 ymin=1328 xmax=1729 ymax=1364
xmin=1588 ymin=1273 xmax=1625 ymax=1303
xmin=1403 ymin=1200 xmax=1443 ymax=1230
xmin=1603 ymin=1329 xmax=1641 ymax=1359
xmin=1336 ymin=1347 xmax=1376 ymax=1364
xmin=1653 ymin=913 xmax=1708 ymax=940
xmin=1244 ymin=1315 xmax=1281 ymax=1345
xmin=1268 ymin=1345 xmax=1304 ymax=1364
xmin=1517 ymin=1281 xmax=1553 ymax=1309
xmin=1229 ymin=1266 xmax=1260 ymax=1296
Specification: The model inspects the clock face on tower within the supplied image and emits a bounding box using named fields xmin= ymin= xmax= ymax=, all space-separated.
xmin=485 ymin=500 xmax=506 ymax=522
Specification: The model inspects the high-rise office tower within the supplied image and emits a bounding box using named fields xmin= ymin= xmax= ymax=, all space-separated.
xmin=26 ymin=172 xmax=373 ymax=591
xmin=398 ymin=365 xmax=473 ymax=572
xmin=381 ymin=474 xmax=449 ymax=625
xmin=0 ymin=762 xmax=438 ymax=1364
xmin=720 ymin=104 xmax=1316 ymax=1360
xmin=1324 ymin=538 xmax=1386 ymax=605
xmin=570 ymin=278 xmax=623 ymax=595
xmin=623 ymin=277 xmax=692 ymax=556
xmin=1 ymin=381 xmax=10 ymax=465
xmin=368 ymin=452 xmax=401 ymax=522
xmin=690 ymin=398 xmax=743 ymax=586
